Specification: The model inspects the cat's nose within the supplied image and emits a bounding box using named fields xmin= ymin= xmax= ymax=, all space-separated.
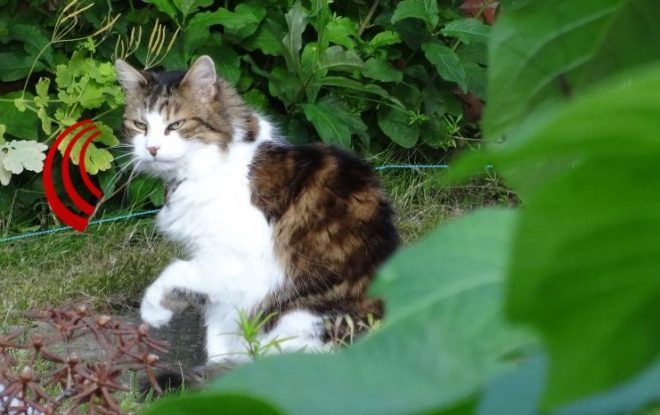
xmin=147 ymin=146 xmax=159 ymax=157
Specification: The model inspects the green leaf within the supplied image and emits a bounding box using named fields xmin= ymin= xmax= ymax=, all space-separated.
xmin=325 ymin=16 xmax=357 ymax=49
xmin=315 ymin=76 xmax=391 ymax=99
xmin=377 ymin=106 xmax=419 ymax=148
xmin=302 ymin=98 xmax=366 ymax=147
xmin=243 ymin=89 xmax=268 ymax=111
xmin=183 ymin=12 xmax=216 ymax=54
xmin=368 ymin=31 xmax=402 ymax=49
xmin=0 ymin=92 xmax=39 ymax=140
xmin=424 ymin=117 xmax=451 ymax=149
xmin=391 ymin=0 xmax=439 ymax=31
xmin=464 ymin=60 xmax=487 ymax=100
xmin=484 ymin=0 xmax=660 ymax=141
xmin=78 ymin=83 xmax=105 ymax=109
xmin=268 ymin=67 xmax=303 ymax=105
xmin=214 ymin=4 xmax=266 ymax=40
xmin=142 ymin=393 xmax=283 ymax=415
xmin=319 ymin=45 xmax=365 ymax=72
xmin=12 ymin=24 xmax=53 ymax=65
xmin=35 ymin=77 xmax=49 ymax=101
xmin=198 ymin=209 xmax=530 ymax=415
xmin=478 ymin=355 xmax=660 ymax=415
xmin=282 ymin=1 xmax=309 ymax=71
xmin=363 ymin=58 xmax=403 ymax=83
xmin=173 ymin=0 xmax=212 ymax=20
xmin=144 ymin=0 xmax=180 ymax=23
xmin=422 ymin=42 xmax=468 ymax=92
xmin=243 ymin=18 xmax=285 ymax=56
xmin=0 ymin=52 xmax=43 ymax=82
xmin=441 ymin=18 xmax=490 ymax=44
xmin=487 ymin=66 xmax=660 ymax=407
xmin=36 ymin=106 xmax=51 ymax=135
xmin=94 ymin=121 xmax=120 ymax=147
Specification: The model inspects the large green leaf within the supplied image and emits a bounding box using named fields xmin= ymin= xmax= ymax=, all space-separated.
xmin=0 ymin=92 xmax=39 ymax=140
xmin=282 ymin=1 xmax=309 ymax=71
xmin=142 ymin=393 xmax=283 ymax=415
xmin=484 ymin=0 xmax=660 ymax=141
xmin=478 ymin=355 xmax=660 ymax=415
xmin=243 ymin=17 xmax=285 ymax=56
xmin=268 ymin=67 xmax=303 ymax=105
xmin=215 ymin=4 xmax=266 ymax=40
xmin=318 ymin=45 xmax=365 ymax=72
xmin=324 ymin=16 xmax=357 ymax=49
xmin=368 ymin=31 xmax=401 ymax=49
xmin=363 ymin=58 xmax=403 ymax=83
xmin=441 ymin=18 xmax=490 ymax=44
xmin=144 ymin=0 xmax=180 ymax=23
xmin=481 ymin=66 xmax=660 ymax=407
xmin=173 ymin=0 xmax=212 ymax=20
xmin=315 ymin=76 xmax=391 ymax=99
xmin=391 ymin=0 xmax=439 ymax=31
xmin=165 ymin=209 xmax=531 ymax=415
xmin=12 ymin=24 xmax=53 ymax=65
xmin=0 ymin=52 xmax=43 ymax=82
xmin=302 ymin=98 xmax=366 ymax=147
xmin=422 ymin=42 xmax=468 ymax=92
xmin=183 ymin=11 xmax=217 ymax=54
xmin=377 ymin=106 xmax=420 ymax=148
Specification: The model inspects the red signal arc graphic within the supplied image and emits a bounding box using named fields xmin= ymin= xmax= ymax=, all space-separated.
xmin=62 ymin=125 xmax=98 ymax=215
xmin=43 ymin=119 xmax=105 ymax=232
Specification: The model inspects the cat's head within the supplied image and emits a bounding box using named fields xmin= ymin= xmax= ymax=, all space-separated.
xmin=115 ymin=56 xmax=240 ymax=179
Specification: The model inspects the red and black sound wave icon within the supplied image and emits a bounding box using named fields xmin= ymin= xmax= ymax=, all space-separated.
xmin=43 ymin=119 xmax=104 ymax=232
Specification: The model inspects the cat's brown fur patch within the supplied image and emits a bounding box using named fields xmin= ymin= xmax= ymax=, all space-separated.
xmin=249 ymin=142 xmax=399 ymax=325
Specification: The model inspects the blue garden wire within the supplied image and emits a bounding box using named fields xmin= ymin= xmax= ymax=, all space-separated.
xmin=374 ymin=164 xmax=450 ymax=170
xmin=0 ymin=163 xmax=481 ymax=244
xmin=0 ymin=209 xmax=160 ymax=244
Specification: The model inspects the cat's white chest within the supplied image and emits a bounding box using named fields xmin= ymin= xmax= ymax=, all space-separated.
xmin=155 ymin=142 xmax=283 ymax=308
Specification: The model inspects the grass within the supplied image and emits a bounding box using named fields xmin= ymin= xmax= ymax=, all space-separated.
xmin=0 ymin=168 xmax=515 ymax=326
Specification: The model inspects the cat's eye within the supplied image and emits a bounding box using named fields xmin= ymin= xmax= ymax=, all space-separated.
xmin=134 ymin=120 xmax=147 ymax=131
xmin=168 ymin=120 xmax=185 ymax=130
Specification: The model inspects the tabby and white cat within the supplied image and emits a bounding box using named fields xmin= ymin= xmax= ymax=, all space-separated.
xmin=115 ymin=56 xmax=398 ymax=365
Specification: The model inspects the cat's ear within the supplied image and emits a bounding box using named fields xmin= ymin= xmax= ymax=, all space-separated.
xmin=181 ymin=55 xmax=217 ymax=100
xmin=114 ymin=59 xmax=148 ymax=92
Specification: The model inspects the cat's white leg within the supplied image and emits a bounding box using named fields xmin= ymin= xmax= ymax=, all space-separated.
xmin=141 ymin=259 xmax=207 ymax=328
xmin=259 ymin=309 xmax=330 ymax=355
xmin=204 ymin=304 xmax=251 ymax=364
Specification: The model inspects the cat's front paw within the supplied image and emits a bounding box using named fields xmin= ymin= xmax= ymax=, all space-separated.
xmin=140 ymin=288 xmax=173 ymax=328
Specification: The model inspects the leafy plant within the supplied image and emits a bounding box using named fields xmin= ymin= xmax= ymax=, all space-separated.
xmin=236 ymin=310 xmax=288 ymax=360
xmin=0 ymin=0 xmax=490 ymax=232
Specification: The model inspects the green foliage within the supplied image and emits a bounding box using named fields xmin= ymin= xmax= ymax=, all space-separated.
xmin=143 ymin=394 xmax=283 ymax=415
xmin=492 ymin=67 xmax=660 ymax=408
xmin=0 ymin=0 xmax=486 ymax=232
xmin=484 ymin=0 xmax=660 ymax=141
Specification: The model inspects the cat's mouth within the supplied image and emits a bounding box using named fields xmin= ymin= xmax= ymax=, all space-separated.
xmin=133 ymin=156 xmax=180 ymax=177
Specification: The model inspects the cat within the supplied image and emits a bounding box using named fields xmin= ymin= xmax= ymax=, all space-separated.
xmin=114 ymin=55 xmax=399 ymax=367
